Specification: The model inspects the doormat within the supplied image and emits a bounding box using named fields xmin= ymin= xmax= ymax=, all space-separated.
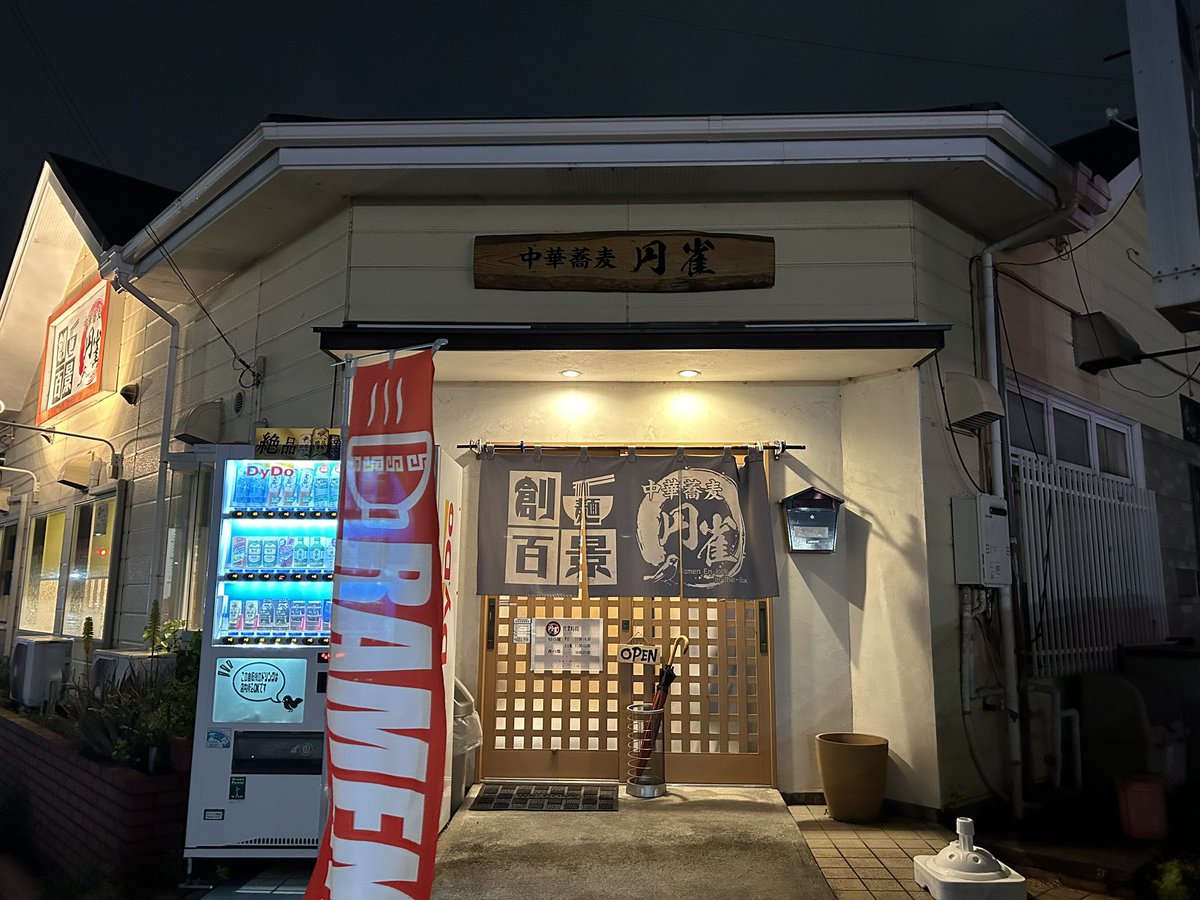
xmin=471 ymin=783 xmax=619 ymax=812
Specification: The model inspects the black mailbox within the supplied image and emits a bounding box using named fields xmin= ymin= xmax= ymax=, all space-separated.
xmin=781 ymin=488 xmax=844 ymax=552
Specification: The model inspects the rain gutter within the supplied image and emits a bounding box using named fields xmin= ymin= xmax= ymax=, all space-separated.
xmin=109 ymin=271 xmax=179 ymax=622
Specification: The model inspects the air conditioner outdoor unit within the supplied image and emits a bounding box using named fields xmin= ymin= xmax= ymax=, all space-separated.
xmin=10 ymin=636 xmax=72 ymax=707
xmin=91 ymin=649 xmax=176 ymax=688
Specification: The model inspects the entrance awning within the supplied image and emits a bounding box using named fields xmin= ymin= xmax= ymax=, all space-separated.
xmin=315 ymin=320 xmax=948 ymax=382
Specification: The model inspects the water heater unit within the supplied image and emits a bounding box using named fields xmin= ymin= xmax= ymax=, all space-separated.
xmin=951 ymin=494 xmax=1011 ymax=587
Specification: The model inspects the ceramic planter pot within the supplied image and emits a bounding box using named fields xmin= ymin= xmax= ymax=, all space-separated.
xmin=815 ymin=732 xmax=889 ymax=823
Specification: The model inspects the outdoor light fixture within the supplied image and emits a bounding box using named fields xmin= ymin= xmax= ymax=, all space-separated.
xmin=677 ymin=369 xmax=701 ymax=378
xmin=560 ymin=369 xmax=581 ymax=378
xmin=59 ymin=452 xmax=103 ymax=491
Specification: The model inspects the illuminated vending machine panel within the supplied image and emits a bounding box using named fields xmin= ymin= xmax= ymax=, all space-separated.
xmin=214 ymin=459 xmax=339 ymax=647
xmin=186 ymin=456 xmax=340 ymax=859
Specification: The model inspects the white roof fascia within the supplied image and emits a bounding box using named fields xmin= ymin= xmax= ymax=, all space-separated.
xmin=104 ymin=111 xmax=1097 ymax=277
xmin=0 ymin=164 xmax=92 ymax=414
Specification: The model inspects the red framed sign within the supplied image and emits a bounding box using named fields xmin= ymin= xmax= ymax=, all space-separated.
xmin=36 ymin=278 xmax=121 ymax=424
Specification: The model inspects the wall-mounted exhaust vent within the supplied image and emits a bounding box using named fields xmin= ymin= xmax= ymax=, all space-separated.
xmin=945 ymin=372 xmax=1004 ymax=432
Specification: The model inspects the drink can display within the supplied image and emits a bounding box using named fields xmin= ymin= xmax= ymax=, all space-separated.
xmin=298 ymin=470 xmax=315 ymax=506
xmin=259 ymin=599 xmax=274 ymax=631
xmin=275 ymin=599 xmax=290 ymax=628
xmin=230 ymin=536 xmax=247 ymax=569
xmin=330 ymin=470 xmax=340 ymax=505
xmin=252 ymin=473 xmax=269 ymax=507
xmin=305 ymin=600 xmax=323 ymax=633
xmin=228 ymin=599 xmax=244 ymax=632
xmin=281 ymin=470 xmax=299 ymax=507
xmin=322 ymin=600 xmax=333 ymax=632
xmin=233 ymin=469 xmax=253 ymax=506
xmin=262 ymin=537 xmax=278 ymax=567
xmin=278 ymin=537 xmax=294 ymax=569
xmin=246 ymin=538 xmax=263 ymax=568
xmin=326 ymin=538 xmax=338 ymax=568
xmin=267 ymin=474 xmax=283 ymax=506
xmin=290 ymin=601 xmax=306 ymax=633
xmin=313 ymin=471 xmax=330 ymax=507
xmin=244 ymin=599 xmax=259 ymax=632
xmin=294 ymin=538 xmax=309 ymax=568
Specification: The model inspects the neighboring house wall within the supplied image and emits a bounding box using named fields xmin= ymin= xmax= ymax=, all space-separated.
xmin=999 ymin=188 xmax=1184 ymax=437
xmin=999 ymin=187 xmax=1197 ymax=644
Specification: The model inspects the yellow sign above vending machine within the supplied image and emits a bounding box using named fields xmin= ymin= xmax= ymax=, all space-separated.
xmin=254 ymin=427 xmax=340 ymax=460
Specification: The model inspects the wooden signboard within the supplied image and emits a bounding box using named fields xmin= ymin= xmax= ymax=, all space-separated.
xmin=474 ymin=231 xmax=774 ymax=292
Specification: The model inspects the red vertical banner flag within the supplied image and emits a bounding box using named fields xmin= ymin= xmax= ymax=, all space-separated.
xmin=307 ymin=350 xmax=446 ymax=900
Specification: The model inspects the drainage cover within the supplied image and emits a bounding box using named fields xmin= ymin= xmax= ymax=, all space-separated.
xmin=471 ymin=783 xmax=619 ymax=812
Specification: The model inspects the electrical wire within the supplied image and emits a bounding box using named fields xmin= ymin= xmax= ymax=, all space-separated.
xmin=1005 ymin=174 xmax=1144 ymax=267
xmin=558 ymin=0 xmax=1132 ymax=83
xmin=144 ymin=229 xmax=260 ymax=389
xmin=997 ymin=297 xmax=1054 ymax=647
xmin=5 ymin=0 xmax=111 ymax=169
xmin=931 ymin=353 xmax=984 ymax=493
xmin=7 ymin=3 xmax=260 ymax=390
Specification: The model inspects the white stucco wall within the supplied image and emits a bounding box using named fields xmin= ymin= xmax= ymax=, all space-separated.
xmin=841 ymin=368 xmax=941 ymax=806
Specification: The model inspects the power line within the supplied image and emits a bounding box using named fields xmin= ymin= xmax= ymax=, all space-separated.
xmin=9 ymin=2 xmax=259 ymax=388
xmin=146 ymin=226 xmax=260 ymax=388
xmin=559 ymin=0 xmax=1132 ymax=83
xmin=5 ymin=0 xmax=111 ymax=168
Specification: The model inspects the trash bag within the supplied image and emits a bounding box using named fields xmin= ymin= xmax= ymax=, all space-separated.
xmin=454 ymin=709 xmax=483 ymax=754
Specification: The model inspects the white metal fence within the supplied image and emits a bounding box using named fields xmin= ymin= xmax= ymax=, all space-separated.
xmin=1013 ymin=456 xmax=1168 ymax=677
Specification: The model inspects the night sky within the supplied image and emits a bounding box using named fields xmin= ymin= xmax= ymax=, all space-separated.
xmin=0 ymin=1 xmax=1136 ymax=266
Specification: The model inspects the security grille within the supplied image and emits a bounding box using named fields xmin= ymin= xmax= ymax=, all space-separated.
xmin=1013 ymin=456 xmax=1168 ymax=676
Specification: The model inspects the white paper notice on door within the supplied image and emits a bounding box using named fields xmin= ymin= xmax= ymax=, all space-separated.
xmin=530 ymin=617 xmax=604 ymax=673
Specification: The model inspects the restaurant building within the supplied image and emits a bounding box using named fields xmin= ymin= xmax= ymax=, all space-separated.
xmin=1 ymin=110 xmax=1184 ymax=817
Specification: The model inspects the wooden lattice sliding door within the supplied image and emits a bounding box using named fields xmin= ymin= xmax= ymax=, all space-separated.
xmin=478 ymin=593 xmax=774 ymax=785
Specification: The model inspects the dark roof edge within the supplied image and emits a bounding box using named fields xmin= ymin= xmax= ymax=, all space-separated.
xmin=315 ymin=319 xmax=950 ymax=355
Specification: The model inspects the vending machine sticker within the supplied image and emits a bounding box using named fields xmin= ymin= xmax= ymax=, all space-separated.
xmin=212 ymin=657 xmax=308 ymax=724
xmin=229 ymin=777 xmax=246 ymax=801
xmin=206 ymin=728 xmax=232 ymax=749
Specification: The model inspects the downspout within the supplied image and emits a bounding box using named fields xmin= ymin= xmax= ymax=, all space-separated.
xmin=979 ymin=206 xmax=1075 ymax=820
xmin=110 ymin=272 xmax=179 ymax=622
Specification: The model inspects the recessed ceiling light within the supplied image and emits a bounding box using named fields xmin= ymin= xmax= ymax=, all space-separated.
xmin=560 ymin=369 xmax=582 ymax=378
xmin=678 ymin=369 xmax=701 ymax=378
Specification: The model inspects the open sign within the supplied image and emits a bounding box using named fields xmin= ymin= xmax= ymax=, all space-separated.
xmin=617 ymin=644 xmax=660 ymax=665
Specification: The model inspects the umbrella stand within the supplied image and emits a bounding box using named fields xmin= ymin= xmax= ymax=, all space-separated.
xmin=632 ymin=635 xmax=689 ymax=781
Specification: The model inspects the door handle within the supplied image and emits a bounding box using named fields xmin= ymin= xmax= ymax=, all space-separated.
xmin=486 ymin=597 xmax=496 ymax=650
xmin=758 ymin=601 xmax=768 ymax=654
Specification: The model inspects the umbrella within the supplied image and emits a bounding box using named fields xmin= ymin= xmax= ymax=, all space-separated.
xmin=634 ymin=634 xmax=689 ymax=777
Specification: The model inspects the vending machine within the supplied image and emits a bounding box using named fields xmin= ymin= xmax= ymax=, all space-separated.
xmin=185 ymin=448 xmax=340 ymax=860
